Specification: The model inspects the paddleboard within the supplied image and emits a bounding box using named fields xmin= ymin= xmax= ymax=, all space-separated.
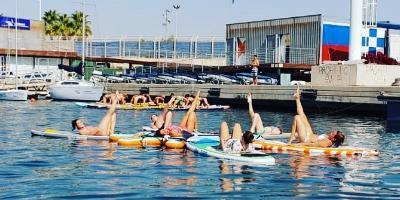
xmin=75 ymin=102 xmax=162 ymax=110
xmin=31 ymin=129 xmax=109 ymax=140
xmin=164 ymin=137 xmax=186 ymax=149
xmin=31 ymin=129 xmax=136 ymax=141
xmin=76 ymin=102 xmax=229 ymax=111
xmin=117 ymin=131 xmax=163 ymax=147
xmin=186 ymin=142 xmax=275 ymax=165
xmin=255 ymin=132 xmax=291 ymax=140
xmin=253 ymin=140 xmax=379 ymax=156
xmin=171 ymin=105 xmax=230 ymax=111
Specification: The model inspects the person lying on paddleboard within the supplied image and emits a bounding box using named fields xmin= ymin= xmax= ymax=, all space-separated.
xmin=153 ymin=91 xmax=201 ymax=137
xmin=184 ymin=94 xmax=194 ymax=106
xmin=219 ymin=122 xmax=255 ymax=153
xmin=247 ymin=93 xmax=282 ymax=136
xmin=288 ymin=85 xmax=345 ymax=148
xmin=101 ymin=92 xmax=126 ymax=105
xmin=72 ymin=91 xmax=119 ymax=136
xmin=130 ymin=94 xmax=147 ymax=105
xmin=150 ymin=93 xmax=178 ymax=129
xmin=150 ymin=104 xmax=171 ymax=130
xmin=153 ymin=95 xmax=165 ymax=106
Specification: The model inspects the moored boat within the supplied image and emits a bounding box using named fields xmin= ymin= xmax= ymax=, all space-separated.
xmin=49 ymin=79 xmax=104 ymax=101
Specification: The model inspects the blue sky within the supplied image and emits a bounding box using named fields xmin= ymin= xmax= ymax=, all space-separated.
xmin=1 ymin=0 xmax=399 ymax=37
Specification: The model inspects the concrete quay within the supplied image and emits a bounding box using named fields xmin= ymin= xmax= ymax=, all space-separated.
xmin=105 ymin=83 xmax=400 ymax=116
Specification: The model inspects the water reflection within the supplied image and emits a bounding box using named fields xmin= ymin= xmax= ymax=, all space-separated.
xmin=218 ymin=161 xmax=256 ymax=192
xmin=160 ymin=150 xmax=196 ymax=167
xmin=288 ymin=154 xmax=345 ymax=179
xmin=1 ymin=101 xmax=400 ymax=198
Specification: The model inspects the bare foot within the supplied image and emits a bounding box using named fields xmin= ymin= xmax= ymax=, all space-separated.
xmin=247 ymin=93 xmax=252 ymax=104
xmin=294 ymin=85 xmax=300 ymax=99
xmin=112 ymin=92 xmax=119 ymax=104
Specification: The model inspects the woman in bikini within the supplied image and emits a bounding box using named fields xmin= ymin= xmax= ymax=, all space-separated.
xmin=219 ymin=122 xmax=255 ymax=153
xmin=288 ymin=85 xmax=345 ymax=147
xmin=154 ymin=91 xmax=201 ymax=137
xmin=247 ymin=93 xmax=282 ymax=137
xmin=72 ymin=92 xmax=119 ymax=136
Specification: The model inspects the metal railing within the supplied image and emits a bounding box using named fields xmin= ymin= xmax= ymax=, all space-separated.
xmin=226 ymin=47 xmax=317 ymax=66
xmin=2 ymin=35 xmax=317 ymax=66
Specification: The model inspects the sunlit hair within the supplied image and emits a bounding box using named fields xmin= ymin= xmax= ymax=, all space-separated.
xmin=243 ymin=131 xmax=254 ymax=145
xmin=71 ymin=119 xmax=79 ymax=131
xmin=277 ymin=127 xmax=283 ymax=134
xmin=332 ymin=131 xmax=345 ymax=147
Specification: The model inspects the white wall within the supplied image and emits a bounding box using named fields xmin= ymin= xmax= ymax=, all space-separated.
xmin=311 ymin=63 xmax=400 ymax=86
xmin=389 ymin=31 xmax=400 ymax=61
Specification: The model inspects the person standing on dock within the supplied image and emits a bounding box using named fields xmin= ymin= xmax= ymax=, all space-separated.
xmin=250 ymin=55 xmax=260 ymax=85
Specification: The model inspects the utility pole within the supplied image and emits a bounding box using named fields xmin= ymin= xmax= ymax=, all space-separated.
xmin=15 ymin=0 xmax=18 ymax=87
xmin=82 ymin=0 xmax=85 ymax=73
xmin=38 ymin=0 xmax=42 ymax=20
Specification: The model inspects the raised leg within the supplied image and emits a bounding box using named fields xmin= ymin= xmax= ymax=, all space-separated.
xmin=249 ymin=113 xmax=264 ymax=134
xmin=232 ymin=123 xmax=243 ymax=140
xmin=163 ymin=111 xmax=173 ymax=129
xmin=247 ymin=93 xmax=255 ymax=120
xmin=97 ymin=93 xmax=118 ymax=136
xmin=293 ymin=84 xmax=314 ymax=139
xmin=202 ymin=98 xmax=210 ymax=107
xmin=130 ymin=95 xmax=135 ymax=104
xmin=133 ymin=96 xmax=140 ymax=105
xmin=179 ymin=91 xmax=200 ymax=128
xmin=288 ymin=115 xmax=309 ymax=144
xmin=219 ymin=121 xmax=230 ymax=149
xmin=108 ymin=113 xmax=116 ymax=135
xmin=167 ymin=96 xmax=176 ymax=106
xmin=193 ymin=113 xmax=198 ymax=130
xmin=183 ymin=111 xmax=197 ymax=132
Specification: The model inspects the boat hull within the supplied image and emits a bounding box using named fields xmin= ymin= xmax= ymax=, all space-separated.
xmin=49 ymin=82 xmax=104 ymax=101
xmin=0 ymin=89 xmax=28 ymax=101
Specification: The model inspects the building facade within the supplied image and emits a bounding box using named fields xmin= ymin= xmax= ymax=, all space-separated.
xmin=226 ymin=14 xmax=399 ymax=67
xmin=0 ymin=16 xmax=75 ymax=77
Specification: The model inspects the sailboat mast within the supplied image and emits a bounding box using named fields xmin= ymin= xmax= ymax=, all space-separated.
xmin=15 ymin=0 xmax=18 ymax=88
xmin=82 ymin=0 xmax=85 ymax=80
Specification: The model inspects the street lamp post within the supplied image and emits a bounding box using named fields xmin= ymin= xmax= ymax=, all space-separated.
xmin=162 ymin=9 xmax=171 ymax=40
xmin=173 ymin=4 xmax=180 ymax=59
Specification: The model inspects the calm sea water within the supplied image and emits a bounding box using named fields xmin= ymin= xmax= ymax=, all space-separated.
xmin=0 ymin=101 xmax=399 ymax=199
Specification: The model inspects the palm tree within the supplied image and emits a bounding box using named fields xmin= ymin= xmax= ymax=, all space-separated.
xmin=71 ymin=11 xmax=92 ymax=37
xmin=58 ymin=14 xmax=73 ymax=38
xmin=43 ymin=10 xmax=60 ymax=36
xmin=43 ymin=10 xmax=92 ymax=38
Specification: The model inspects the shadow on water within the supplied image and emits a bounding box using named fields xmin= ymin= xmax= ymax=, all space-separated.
xmin=386 ymin=120 xmax=400 ymax=133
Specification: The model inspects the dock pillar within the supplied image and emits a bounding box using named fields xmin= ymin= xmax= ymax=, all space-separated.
xmin=378 ymin=93 xmax=400 ymax=130
xmin=349 ymin=0 xmax=363 ymax=61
